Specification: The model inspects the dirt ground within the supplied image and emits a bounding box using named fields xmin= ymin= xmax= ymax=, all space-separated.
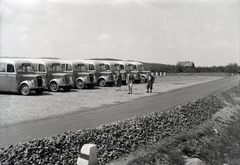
xmin=0 ymin=76 xmax=223 ymax=127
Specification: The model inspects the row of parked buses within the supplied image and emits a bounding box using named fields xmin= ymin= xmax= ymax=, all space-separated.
xmin=0 ymin=57 xmax=150 ymax=95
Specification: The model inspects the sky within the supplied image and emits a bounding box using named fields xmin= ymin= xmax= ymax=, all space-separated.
xmin=0 ymin=0 xmax=239 ymax=66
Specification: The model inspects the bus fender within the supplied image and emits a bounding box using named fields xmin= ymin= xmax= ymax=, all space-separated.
xmin=76 ymin=77 xmax=86 ymax=83
xmin=98 ymin=76 xmax=107 ymax=81
xmin=19 ymin=80 xmax=35 ymax=89
xmin=48 ymin=79 xmax=61 ymax=86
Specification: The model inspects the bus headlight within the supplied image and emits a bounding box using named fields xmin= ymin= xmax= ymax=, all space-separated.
xmin=31 ymin=79 xmax=35 ymax=84
xmin=42 ymin=78 xmax=45 ymax=84
xmin=60 ymin=78 xmax=63 ymax=83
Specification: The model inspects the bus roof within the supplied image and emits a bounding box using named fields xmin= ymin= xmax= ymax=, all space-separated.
xmin=0 ymin=58 xmax=34 ymax=67
xmin=25 ymin=58 xmax=61 ymax=66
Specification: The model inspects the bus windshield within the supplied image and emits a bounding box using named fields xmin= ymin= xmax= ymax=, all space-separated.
xmin=125 ymin=65 xmax=133 ymax=71
xmin=138 ymin=65 xmax=146 ymax=71
xmin=88 ymin=64 xmax=95 ymax=71
xmin=133 ymin=65 xmax=138 ymax=71
xmin=74 ymin=64 xmax=88 ymax=72
xmin=17 ymin=65 xmax=35 ymax=73
xmin=48 ymin=64 xmax=63 ymax=72
xmin=105 ymin=65 xmax=110 ymax=70
xmin=111 ymin=64 xmax=120 ymax=71
xmin=99 ymin=64 xmax=107 ymax=71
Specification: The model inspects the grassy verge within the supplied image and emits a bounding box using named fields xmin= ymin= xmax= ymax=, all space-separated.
xmin=126 ymin=92 xmax=240 ymax=165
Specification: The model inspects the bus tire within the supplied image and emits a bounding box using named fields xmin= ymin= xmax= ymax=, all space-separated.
xmin=20 ymin=83 xmax=31 ymax=95
xmin=98 ymin=79 xmax=106 ymax=87
xmin=141 ymin=76 xmax=146 ymax=83
xmin=49 ymin=81 xmax=59 ymax=92
xmin=76 ymin=79 xmax=84 ymax=89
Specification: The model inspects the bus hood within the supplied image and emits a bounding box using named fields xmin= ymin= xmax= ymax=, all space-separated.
xmin=77 ymin=72 xmax=91 ymax=77
xmin=21 ymin=74 xmax=40 ymax=79
xmin=131 ymin=71 xmax=140 ymax=74
xmin=52 ymin=73 xmax=68 ymax=78
xmin=100 ymin=71 xmax=112 ymax=75
xmin=140 ymin=70 xmax=150 ymax=74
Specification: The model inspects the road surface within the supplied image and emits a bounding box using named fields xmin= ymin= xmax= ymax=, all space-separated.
xmin=1 ymin=75 xmax=239 ymax=148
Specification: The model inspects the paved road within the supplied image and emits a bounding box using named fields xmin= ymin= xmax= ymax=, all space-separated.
xmin=1 ymin=76 xmax=239 ymax=148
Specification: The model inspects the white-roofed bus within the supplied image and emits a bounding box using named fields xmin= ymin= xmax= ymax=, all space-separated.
xmin=130 ymin=61 xmax=150 ymax=83
xmin=0 ymin=58 xmax=45 ymax=95
xmin=81 ymin=60 xmax=115 ymax=87
xmin=118 ymin=61 xmax=141 ymax=84
xmin=70 ymin=60 xmax=96 ymax=89
xmin=101 ymin=60 xmax=128 ymax=85
xmin=29 ymin=58 xmax=72 ymax=92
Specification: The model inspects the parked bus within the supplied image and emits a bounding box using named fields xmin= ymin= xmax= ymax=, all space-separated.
xmin=102 ymin=60 xmax=127 ymax=85
xmin=0 ymin=58 xmax=45 ymax=95
xmin=130 ymin=61 xmax=150 ymax=83
xmin=118 ymin=61 xmax=141 ymax=83
xmin=81 ymin=60 xmax=115 ymax=87
xmin=60 ymin=60 xmax=96 ymax=89
xmin=29 ymin=59 xmax=72 ymax=92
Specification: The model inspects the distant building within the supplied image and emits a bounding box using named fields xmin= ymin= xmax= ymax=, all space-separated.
xmin=177 ymin=61 xmax=195 ymax=69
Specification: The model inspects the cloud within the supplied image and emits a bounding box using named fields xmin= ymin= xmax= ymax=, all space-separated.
xmin=97 ymin=34 xmax=115 ymax=50
xmin=97 ymin=34 xmax=110 ymax=40
xmin=203 ymin=23 xmax=212 ymax=32
xmin=48 ymin=0 xmax=146 ymax=6
xmin=1 ymin=0 xmax=47 ymax=15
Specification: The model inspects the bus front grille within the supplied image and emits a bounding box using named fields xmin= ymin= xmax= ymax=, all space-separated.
xmin=37 ymin=76 xmax=43 ymax=87
xmin=89 ymin=74 xmax=94 ymax=82
xmin=65 ymin=75 xmax=70 ymax=85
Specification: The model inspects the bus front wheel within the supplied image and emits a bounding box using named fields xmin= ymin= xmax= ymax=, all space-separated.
xmin=49 ymin=82 xmax=59 ymax=92
xmin=76 ymin=79 xmax=84 ymax=89
xmin=98 ymin=79 xmax=106 ymax=87
xmin=20 ymin=84 xmax=31 ymax=95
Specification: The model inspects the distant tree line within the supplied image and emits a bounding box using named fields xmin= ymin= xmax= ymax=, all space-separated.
xmin=143 ymin=62 xmax=240 ymax=73
xmin=87 ymin=58 xmax=240 ymax=73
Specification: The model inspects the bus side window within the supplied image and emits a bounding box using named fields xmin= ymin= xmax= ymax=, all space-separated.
xmin=39 ymin=64 xmax=45 ymax=72
xmin=7 ymin=64 xmax=14 ymax=72
xmin=61 ymin=64 xmax=66 ymax=71
xmin=66 ymin=64 xmax=72 ymax=71
xmin=33 ymin=64 xmax=38 ymax=71
xmin=0 ymin=63 xmax=5 ymax=72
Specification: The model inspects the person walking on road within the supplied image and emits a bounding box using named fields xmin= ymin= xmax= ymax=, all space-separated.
xmin=115 ymin=71 xmax=122 ymax=91
xmin=126 ymin=73 xmax=135 ymax=94
xmin=146 ymin=72 xmax=155 ymax=93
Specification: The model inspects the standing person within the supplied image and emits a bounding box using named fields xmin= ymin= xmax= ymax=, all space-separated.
xmin=115 ymin=71 xmax=122 ymax=91
xmin=146 ymin=72 xmax=155 ymax=93
xmin=126 ymin=73 xmax=135 ymax=94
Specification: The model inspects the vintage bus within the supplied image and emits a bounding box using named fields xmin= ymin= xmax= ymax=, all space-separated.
xmin=29 ymin=59 xmax=72 ymax=92
xmin=55 ymin=59 xmax=74 ymax=86
xmin=0 ymin=58 xmax=45 ymax=95
xmin=102 ymin=60 xmax=127 ymax=85
xmin=130 ymin=61 xmax=150 ymax=83
xmin=81 ymin=60 xmax=115 ymax=87
xmin=60 ymin=60 xmax=96 ymax=89
xmin=118 ymin=61 xmax=141 ymax=84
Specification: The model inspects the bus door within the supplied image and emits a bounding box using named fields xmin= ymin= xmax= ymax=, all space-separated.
xmin=6 ymin=64 xmax=17 ymax=91
xmin=33 ymin=63 xmax=47 ymax=86
xmin=0 ymin=63 xmax=7 ymax=90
